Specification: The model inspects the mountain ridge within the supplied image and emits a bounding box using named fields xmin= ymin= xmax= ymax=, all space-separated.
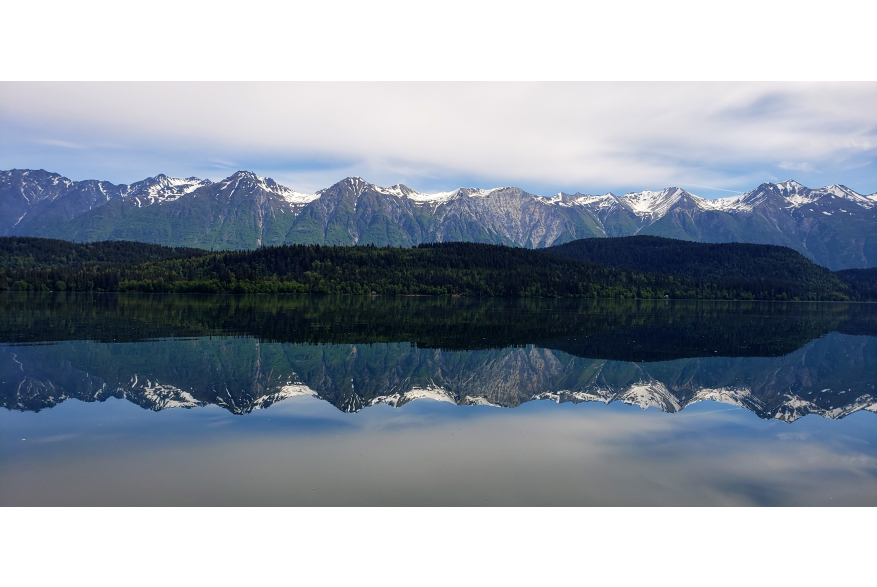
xmin=2 ymin=168 xmax=875 ymax=268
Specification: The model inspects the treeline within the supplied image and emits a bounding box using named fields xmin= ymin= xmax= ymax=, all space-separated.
xmin=0 ymin=240 xmax=680 ymax=298
xmin=837 ymin=268 xmax=877 ymax=300
xmin=547 ymin=236 xmax=874 ymax=301
xmin=0 ymin=237 xmax=204 ymax=270
xmin=1 ymin=237 xmax=875 ymax=301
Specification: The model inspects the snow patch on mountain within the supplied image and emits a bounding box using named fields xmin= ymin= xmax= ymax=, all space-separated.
xmin=540 ymin=388 xmax=615 ymax=404
xmin=465 ymin=187 xmax=503 ymax=199
xmin=365 ymin=182 xmax=504 ymax=206
xmin=123 ymin=174 xmax=212 ymax=205
xmin=568 ymin=193 xmax=618 ymax=209
xmin=618 ymin=381 xmax=682 ymax=411
xmin=335 ymin=177 xmax=373 ymax=198
xmin=402 ymin=189 xmax=463 ymax=204
xmin=251 ymin=176 xmax=312 ymax=202
xmin=462 ymin=395 xmax=502 ymax=407
xmin=375 ymin=184 xmax=417 ymax=198
xmin=280 ymin=191 xmax=320 ymax=205
xmin=777 ymin=179 xmax=807 ymax=192
xmin=369 ymin=381 xmax=457 ymax=407
xmin=728 ymin=180 xmax=876 ymax=212
xmin=278 ymin=383 xmax=318 ymax=397
xmin=689 ymin=387 xmax=762 ymax=411
xmin=248 ymin=383 xmax=319 ymax=410
xmin=403 ymin=382 xmax=457 ymax=403
xmin=698 ymin=194 xmax=748 ymax=212
xmin=369 ymin=392 xmax=405 ymax=408
xmin=402 ymin=186 xmax=501 ymax=204
xmin=209 ymin=171 xmax=319 ymax=206
xmin=812 ymin=185 xmax=876 ymax=209
xmin=375 ymin=184 xmax=457 ymax=203
xmin=130 ymin=379 xmax=203 ymax=410
xmin=620 ymin=188 xmax=688 ymax=220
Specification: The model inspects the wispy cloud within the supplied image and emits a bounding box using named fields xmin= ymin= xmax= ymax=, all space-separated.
xmin=840 ymin=160 xmax=872 ymax=171
xmin=778 ymin=161 xmax=819 ymax=173
xmin=34 ymin=138 xmax=86 ymax=149
xmin=204 ymin=159 xmax=240 ymax=170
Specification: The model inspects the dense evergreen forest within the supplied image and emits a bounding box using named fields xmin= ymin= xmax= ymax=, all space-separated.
xmin=0 ymin=237 xmax=205 ymax=270
xmin=1 ymin=236 xmax=875 ymax=301
xmin=549 ymin=236 xmax=844 ymax=287
xmin=836 ymin=268 xmax=877 ymax=300
xmin=548 ymin=235 xmax=877 ymax=301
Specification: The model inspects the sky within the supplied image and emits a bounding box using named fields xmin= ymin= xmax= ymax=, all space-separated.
xmin=1 ymin=82 xmax=875 ymax=199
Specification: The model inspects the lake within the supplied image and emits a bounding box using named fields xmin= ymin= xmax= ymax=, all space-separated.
xmin=2 ymin=292 xmax=876 ymax=505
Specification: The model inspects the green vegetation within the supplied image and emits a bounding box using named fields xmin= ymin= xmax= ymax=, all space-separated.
xmin=2 ymin=236 xmax=876 ymax=301
xmin=547 ymin=236 xmax=875 ymax=301
xmin=837 ymin=268 xmax=877 ymax=301
xmin=0 ymin=237 xmax=205 ymax=270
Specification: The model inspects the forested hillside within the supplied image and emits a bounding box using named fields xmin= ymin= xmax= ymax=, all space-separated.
xmin=547 ymin=236 xmax=862 ymax=297
xmin=837 ymin=268 xmax=877 ymax=300
xmin=1 ymin=237 xmax=875 ymax=301
xmin=0 ymin=237 xmax=204 ymax=270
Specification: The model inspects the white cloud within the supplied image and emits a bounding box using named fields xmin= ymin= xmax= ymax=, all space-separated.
xmin=778 ymin=161 xmax=818 ymax=172
xmin=2 ymin=82 xmax=876 ymax=194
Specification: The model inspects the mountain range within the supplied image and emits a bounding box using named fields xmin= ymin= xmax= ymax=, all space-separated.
xmin=2 ymin=168 xmax=875 ymax=269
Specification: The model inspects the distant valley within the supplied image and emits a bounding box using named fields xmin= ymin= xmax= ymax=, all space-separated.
xmin=2 ymin=169 xmax=875 ymax=269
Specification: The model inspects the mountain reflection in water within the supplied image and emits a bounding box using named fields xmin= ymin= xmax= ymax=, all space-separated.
xmin=2 ymin=293 xmax=876 ymax=422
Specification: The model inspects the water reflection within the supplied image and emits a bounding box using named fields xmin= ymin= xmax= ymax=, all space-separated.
xmin=1 ymin=293 xmax=875 ymax=422
xmin=3 ymin=396 xmax=876 ymax=506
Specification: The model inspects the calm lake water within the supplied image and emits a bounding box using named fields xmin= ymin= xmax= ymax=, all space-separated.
xmin=2 ymin=292 xmax=876 ymax=506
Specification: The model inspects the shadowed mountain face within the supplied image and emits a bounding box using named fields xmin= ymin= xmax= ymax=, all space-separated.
xmin=0 ymin=170 xmax=212 ymax=238
xmin=3 ymin=170 xmax=875 ymax=268
xmin=2 ymin=293 xmax=875 ymax=422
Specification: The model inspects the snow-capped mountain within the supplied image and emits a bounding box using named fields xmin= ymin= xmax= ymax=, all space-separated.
xmin=122 ymin=174 xmax=212 ymax=206
xmin=562 ymin=181 xmax=876 ymax=219
xmin=551 ymin=180 xmax=876 ymax=268
xmin=0 ymin=169 xmax=217 ymax=238
xmin=2 ymin=169 xmax=875 ymax=268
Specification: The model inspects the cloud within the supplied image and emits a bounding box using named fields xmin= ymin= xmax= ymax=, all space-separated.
xmin=33 ymin=138 xmax=86 ymax=149
xmin=840 ymin=160 xmax=872 ymax=171
xmin=779 ymin=161 xmax=819 ymax=172
xmin=2 ymin=82 xmax=876 ymax=195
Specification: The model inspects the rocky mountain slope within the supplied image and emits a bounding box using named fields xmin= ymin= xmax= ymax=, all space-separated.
xmin=2 ymin=169 xmax=875 ymax=268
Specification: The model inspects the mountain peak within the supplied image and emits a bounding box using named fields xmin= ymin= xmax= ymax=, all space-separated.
xmin=387 ymin=184 xmax=417 ymax=196
xmin=618 ymin=187 xmax=693 ymax=219
xmin=774 ymin=179 xmax=807 ymax=191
